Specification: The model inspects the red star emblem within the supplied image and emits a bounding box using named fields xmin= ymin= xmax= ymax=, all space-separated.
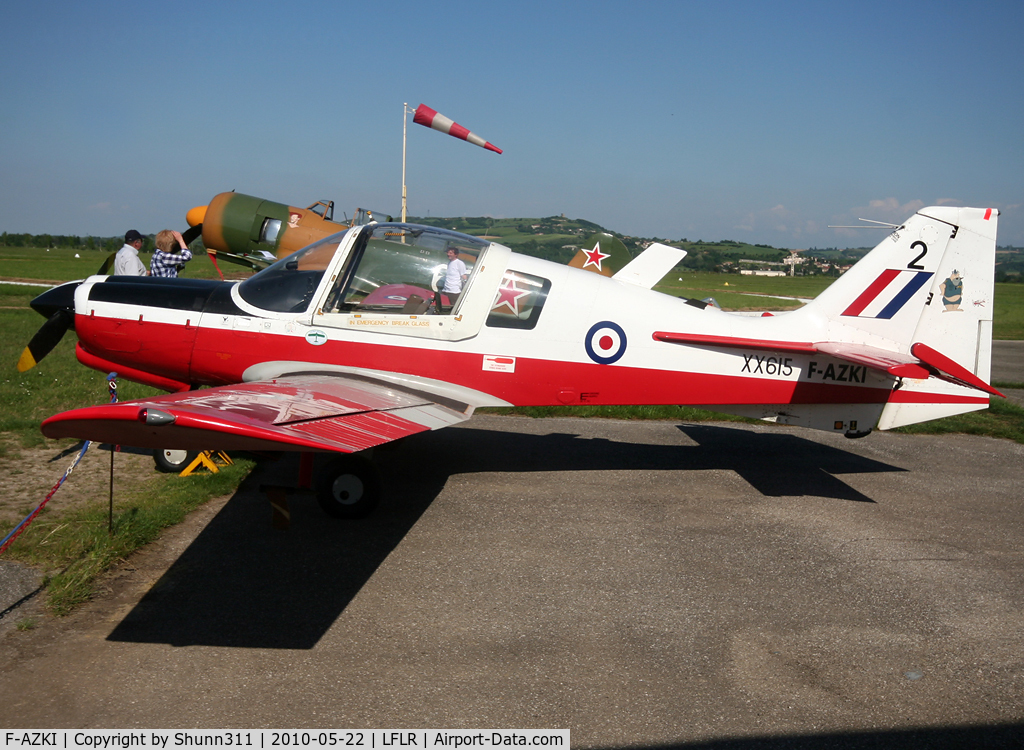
xmin=582 ymin=242 xmax=610 ymax=271
xmin=492 ymin=275 xmax=532 ymax=316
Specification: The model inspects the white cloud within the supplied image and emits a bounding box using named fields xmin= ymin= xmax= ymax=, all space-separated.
xmin=852 ymin=197 xmax=925 ymax=222
xmin=735 ymin=204 xmax=803 ymax=239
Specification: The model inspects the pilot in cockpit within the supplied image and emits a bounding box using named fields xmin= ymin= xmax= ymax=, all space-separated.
xmin=443 ymin=247 xmax=468 ymax=307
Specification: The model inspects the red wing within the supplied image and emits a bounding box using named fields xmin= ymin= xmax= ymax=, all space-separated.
xmin=41 ymin=374 xmax=473 ymax=453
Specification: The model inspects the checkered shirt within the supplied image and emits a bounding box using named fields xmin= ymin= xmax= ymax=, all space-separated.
xmin=150 ymin=247 xmax=193 ymax=278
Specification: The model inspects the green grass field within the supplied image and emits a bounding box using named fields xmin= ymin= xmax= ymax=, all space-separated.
xmin=0 ymin=245 xmax=228 ymax=283
xmin=993 ymin=283 xmax=1024 ymax=339
xmin=655 ymin=271 xmax=832 ymax=310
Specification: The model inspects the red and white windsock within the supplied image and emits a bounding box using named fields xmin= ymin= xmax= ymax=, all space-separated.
xmin=413 ymin=104 xmax=502 ymax=154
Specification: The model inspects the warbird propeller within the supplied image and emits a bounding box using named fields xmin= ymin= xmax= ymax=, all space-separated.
xmin=26 ymin=207 xmax=1003 ymax=517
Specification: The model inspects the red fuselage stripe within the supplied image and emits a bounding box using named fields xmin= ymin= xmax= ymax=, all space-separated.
xmin=77 ymin=315 xmax=895 ymax=407
xmin=75 ymin=315 xmax=990 ymax=410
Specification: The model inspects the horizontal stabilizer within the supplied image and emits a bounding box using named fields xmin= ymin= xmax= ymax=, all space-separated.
xmin=612 ymin=243 xmax=686 ymax=289
xmin=911 ymin=342 xmax=1004 ymax=397
xmin=653 ymin=331 xmax=1002 ymax=397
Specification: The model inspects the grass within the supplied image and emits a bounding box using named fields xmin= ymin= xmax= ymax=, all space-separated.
xmin=655 ymin=272 xmax=836 ymax=311
xmin=894 ymin=395 xmax=1024 ymax=443
xmin=0 ymin=245 xmax=232 ymax=283
xmin=993 ymin=283 xmax=1024 ymax=339
xmin=656 ymin=270 xmax=835 ymax=301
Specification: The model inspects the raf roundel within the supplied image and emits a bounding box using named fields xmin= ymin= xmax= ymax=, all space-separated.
xmin=585 ymin=321 xmax=627 ymax=364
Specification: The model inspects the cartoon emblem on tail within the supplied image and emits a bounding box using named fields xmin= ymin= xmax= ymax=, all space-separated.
xmin=941 ymin=270 xmax=963 ymax=312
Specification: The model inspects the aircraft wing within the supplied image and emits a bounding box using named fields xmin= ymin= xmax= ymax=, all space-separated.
xmin=653 ymin=332 xmax=1003 ymax=397
xmin=41 ymin=374 xmax=476 ymax=453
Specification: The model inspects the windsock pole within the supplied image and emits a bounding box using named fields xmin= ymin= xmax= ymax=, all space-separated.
xmin=402 ymin=102 xmax=410 ymax=222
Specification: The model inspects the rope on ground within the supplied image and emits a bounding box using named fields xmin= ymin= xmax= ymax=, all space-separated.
xmin=0 ymin=372 xmax=119 ymax=556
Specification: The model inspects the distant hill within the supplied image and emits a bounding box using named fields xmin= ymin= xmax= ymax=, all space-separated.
xmin=408 ymin=215 xmax=606 ymax=265
xmin=409 ymin=215 xmax=830 ymax=275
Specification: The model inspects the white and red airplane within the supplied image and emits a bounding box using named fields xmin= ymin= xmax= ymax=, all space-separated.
xmin=23 ymin=206 xmax=1002 ymax=517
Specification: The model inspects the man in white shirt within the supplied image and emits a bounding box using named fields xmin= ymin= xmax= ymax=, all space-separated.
xmin=113 ymin=229 xmax=148 ymax=276
xmin=442 ymin=247 xmax=468 ymax=308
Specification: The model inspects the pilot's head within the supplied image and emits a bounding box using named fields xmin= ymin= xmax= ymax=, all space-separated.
xmin=446 ymin=248 xmax=459 ymax=260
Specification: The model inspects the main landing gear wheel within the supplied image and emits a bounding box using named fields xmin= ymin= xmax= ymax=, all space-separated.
xmin=154 ymin=448 xmax=199 ymax=473
xmin=316 ymin=455 xmax=381 ymax=519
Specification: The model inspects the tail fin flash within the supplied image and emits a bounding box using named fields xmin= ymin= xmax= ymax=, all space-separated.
xmin=569 ymin=233 xmax=634 ymax=276
xmin=796 ymin=206 xmax=999 ymax=428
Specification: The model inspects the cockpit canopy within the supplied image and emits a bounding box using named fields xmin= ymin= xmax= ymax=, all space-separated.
xmin=236 ymin=223 xmax=492 ymax=315
xmin=237 ymin=230 xmax=346 ymax=313
xmin=327 ymin=223 xmax=488 ymax=315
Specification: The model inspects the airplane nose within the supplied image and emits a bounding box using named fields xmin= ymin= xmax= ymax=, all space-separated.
xmin=30 ymin=280 xmax=80 ymax=320
xmin=186 ymin=204 xmax=208 ymax=227
xmin=18 ymin=281 xmax=81 ymax=372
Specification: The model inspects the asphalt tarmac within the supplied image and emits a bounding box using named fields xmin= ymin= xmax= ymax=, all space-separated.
xmin=0 ymin=346 xmax=1022 ymax=746
xmin=991 ymin=339 xmax=1024 ymax=384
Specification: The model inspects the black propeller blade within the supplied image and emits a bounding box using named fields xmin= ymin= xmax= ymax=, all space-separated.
xmin=96 ymin=251 xmax=118 ymax=275
xmin=182 ymin=224 xmax=203 ymax=246
xmin=18 ymin=280 xmax=81 ymax=372
xmin=18 ymin=310 xmax=73 ymax=372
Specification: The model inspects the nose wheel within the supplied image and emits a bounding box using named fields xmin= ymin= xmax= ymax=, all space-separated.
xmin=315 ymin=455 xmax=381 ymax=519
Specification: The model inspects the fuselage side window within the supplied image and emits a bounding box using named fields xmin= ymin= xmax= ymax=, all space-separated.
xmin=486 ymin=270 xmax=552 ymax=330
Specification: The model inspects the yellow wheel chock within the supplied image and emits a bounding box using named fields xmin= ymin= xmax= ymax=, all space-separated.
xmin=179 ymin=450 xmax=233 ymax=476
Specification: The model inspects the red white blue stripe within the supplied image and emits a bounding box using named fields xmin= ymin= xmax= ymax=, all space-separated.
xmin=842 ymin=269 xmax=933 ymax=319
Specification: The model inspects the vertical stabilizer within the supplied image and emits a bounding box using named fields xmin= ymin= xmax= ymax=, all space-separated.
xmin=790 ymin=206 xmax=998 ymax=429
xmin=877 ymin=207 xmax=998 ymax=428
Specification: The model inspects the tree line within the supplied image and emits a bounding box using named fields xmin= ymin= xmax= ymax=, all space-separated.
xmin=0 ymin=232 xmax=155 ymax=252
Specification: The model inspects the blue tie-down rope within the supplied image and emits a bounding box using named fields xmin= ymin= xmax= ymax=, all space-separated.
xmin=0 ymin=373 xmax=118 ymax=556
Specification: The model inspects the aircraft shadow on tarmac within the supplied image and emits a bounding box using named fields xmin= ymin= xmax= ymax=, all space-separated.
xmin=604 ymin=722 xmax=1024 ymax=749
xmin=107 ymin=422 xmax=903 ymax=650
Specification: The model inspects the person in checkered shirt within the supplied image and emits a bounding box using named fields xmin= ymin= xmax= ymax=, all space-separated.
xmin=150 ymin=229 xmax=194 ymax=278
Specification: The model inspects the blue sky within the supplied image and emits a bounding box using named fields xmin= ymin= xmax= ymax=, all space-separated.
xmin=2 ymin=0 xmax=1022 ymax=248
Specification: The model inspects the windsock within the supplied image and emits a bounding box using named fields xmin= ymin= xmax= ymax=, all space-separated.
xmin=413 ymin=104 xmax=503 ymax=154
